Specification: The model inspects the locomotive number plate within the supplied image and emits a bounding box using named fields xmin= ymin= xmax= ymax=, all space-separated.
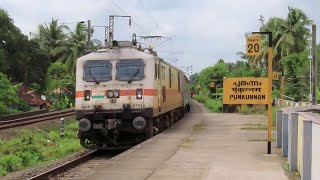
xmin=110 ymin=98 xmax=116 ymax=103
xmin=82 ymin=105 xmax=93 ymax=109
xmin=132 ymin=104 xmax=144 ymax=108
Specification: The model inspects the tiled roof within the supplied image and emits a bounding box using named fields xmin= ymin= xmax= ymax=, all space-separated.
xmin=17 ymin=86 xmax=48 ymax=106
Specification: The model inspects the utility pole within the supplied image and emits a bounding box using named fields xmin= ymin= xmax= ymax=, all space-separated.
xmin=87 ymin=20 xmax=91 ymax=50
xmin=312 ymin=24 xmax=317 ymax=105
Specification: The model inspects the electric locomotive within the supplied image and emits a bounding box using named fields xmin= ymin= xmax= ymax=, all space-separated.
xmin=75 ymin=40 xmax=190 ymax=149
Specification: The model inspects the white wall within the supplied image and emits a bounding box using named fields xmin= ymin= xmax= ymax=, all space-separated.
xmin=312 ymin=122 xmax=320 ymax=180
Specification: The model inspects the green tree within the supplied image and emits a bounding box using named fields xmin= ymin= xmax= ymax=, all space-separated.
xmin=55 ymin=22 xmax=87 ymax=74
xmin=281 ymin=51 xmax=310 ymax=101
xmin=0 ymin=9 xmax=50 ymax=89
xmin=257 ymin=7 xmax=310 ymax=72
xmin=36 ymin=18 xmax=68 ymax=62
xmin=275 ymin=7 xmax=310 ymax=56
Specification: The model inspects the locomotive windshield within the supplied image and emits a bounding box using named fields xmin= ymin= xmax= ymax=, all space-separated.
xmin=83 ymin=60 xmax=112 ymax=82
xmin=116 ymin=59 xmax=144 ymax=82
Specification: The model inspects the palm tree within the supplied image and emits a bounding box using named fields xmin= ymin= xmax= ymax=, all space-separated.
xmin=275 ymin=7 xmax=310 ymax=56
xmin=259 ymin=17 xmax=286 ymax=71
xmin=36 ymin=18 xmax=68 ymax=62
xmin=258 ymin=8 xmax=310 ymax=72
xmin=236 ymin=51 xmax=262 ymax=68
xmin=55 ymin=23 xmax=87 ymax=74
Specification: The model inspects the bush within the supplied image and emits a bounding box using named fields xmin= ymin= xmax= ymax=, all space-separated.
xmin=194 ymin=95 xmax=208 ymax=103
xmin=194 ymin=94 xmax=222 ymax=112
xmin=204 ymin=99 xmax=223 ymax=112
xmin=0 ymin=73 xmax=31 ymax=114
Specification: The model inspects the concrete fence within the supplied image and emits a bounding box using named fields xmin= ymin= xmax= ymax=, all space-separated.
xmin=273 ymin=98 xmax=312 ymax=107
xmin=276 ymin=105 xmax=320 ymax=180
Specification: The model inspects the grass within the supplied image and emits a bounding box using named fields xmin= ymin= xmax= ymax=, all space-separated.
xmin=179 ymin=138 xmax=193 ymax=148
xmin=0 ymin=118 xmax=83 ymax=176
xmin=237 ymin=105 xmax=267 ymax=115
xmin=241 ymin=123 xmax=276 ymax=130
xmin=193 ymin=122 xmax=206 ymax=131
xmin=247 ymin=138 xmax=276 ymax=142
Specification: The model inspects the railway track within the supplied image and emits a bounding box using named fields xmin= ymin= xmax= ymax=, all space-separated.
xmin=28 ymin=150 xmax=120 ymax=180
xmin=0 ymin=109 xmax=75 ymax=130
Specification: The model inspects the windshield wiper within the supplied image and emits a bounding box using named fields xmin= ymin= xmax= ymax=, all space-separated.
xmin=128 ymin=68 xmax=140 ymax=83
xmin=89 ymin=68 xmax=100 ymax=84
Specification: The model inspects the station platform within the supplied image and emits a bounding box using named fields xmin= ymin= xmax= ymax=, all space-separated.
xmin=76 ymin=100 xmax=288 ymax=180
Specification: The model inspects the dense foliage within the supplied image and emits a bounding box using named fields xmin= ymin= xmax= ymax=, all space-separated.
xmin=0 ymin=9 xmax=91 ymax=113
xmin=191 ymin=7 xmax=320 ymax=104
xmin=0 ymin=73 xmax=30 ymax=114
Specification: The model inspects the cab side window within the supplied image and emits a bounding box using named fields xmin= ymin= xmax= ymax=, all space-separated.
xmin=162 ymin=66 xmax=165 ymax=79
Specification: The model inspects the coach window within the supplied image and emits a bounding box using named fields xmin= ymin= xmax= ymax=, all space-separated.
xmin=116 ymin=59 xmax=144 ymax=81
xmin=83 ymin=60 xmax=112 ymax=82
xmin=169 ymin=68 xmax=172 ymax=88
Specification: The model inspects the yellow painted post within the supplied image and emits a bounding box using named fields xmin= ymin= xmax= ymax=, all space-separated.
xmin=267 ymin=47 xmax=273 ymax=154
xmin=281 ymin=76 xmax=284 ymax=107
xmin=249 ymin=32 xmax=273 ymax=154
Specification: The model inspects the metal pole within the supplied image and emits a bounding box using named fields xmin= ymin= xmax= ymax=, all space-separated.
xmin=109 ymin=16 xmax=114 ymax=42
xmin=312 ymin=24 xmax=317 ymax=105
xmin=267 ymin=34 xmax=273 ymax=154
xmin=281 ymin=76 xmax=284 ymax=107
xmin=105 ymin=26 xmax=108 ymax=44
xmin=252 ymin=32 xmax=273 ymax=154
xmin=310 ymin=23 xmax=313 ymax=102
xmin=87 ymin=20 xmax=91 ymax=50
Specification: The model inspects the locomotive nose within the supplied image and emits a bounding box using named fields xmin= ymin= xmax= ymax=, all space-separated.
xmin=79 ymin=118 xmax=91 ymax=132
xmin=132 ymin=116 xmax=146 ymax=130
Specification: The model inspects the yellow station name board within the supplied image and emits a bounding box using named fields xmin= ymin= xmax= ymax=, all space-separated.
xmin=223 ymin=77 xmax=269 ymax=104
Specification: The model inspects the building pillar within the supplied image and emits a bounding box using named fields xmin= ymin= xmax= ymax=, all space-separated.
xmin=288 ymin=113 xmax=298 ymax=171
xmin=276 ymin=109 xmax=283 ymax=148
xmin=302 ymin=120 xmax=312 ymax=180
xmin=282 ymin=113 xmax=289 ymax=157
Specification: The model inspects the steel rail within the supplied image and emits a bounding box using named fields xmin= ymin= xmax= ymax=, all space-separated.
xmin=0 ymin=109 xmax=75 ymax=130
xmin=27 ymin=150 xmax=98 ymax=180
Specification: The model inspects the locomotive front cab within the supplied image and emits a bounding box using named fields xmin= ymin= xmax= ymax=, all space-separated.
xmin=75 ymin=47 xmax=156 ymax=149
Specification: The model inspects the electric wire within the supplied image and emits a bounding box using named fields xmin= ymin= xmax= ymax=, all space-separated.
xmin=137 ymin=0 xmax=159 ymax=31
xmin=110 ymin=0 xmax=148 ymax=34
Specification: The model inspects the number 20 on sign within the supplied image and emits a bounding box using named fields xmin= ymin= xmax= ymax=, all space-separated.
xmin=246 ymin=35 xmax=261 ymax=56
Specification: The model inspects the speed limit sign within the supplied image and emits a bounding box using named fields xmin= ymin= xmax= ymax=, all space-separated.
xmin=246 ymin=35 xmax=261 ymax=56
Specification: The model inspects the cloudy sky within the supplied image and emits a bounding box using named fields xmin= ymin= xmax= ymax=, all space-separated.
xmin=0 ymin=0 xmax=319 ymax=74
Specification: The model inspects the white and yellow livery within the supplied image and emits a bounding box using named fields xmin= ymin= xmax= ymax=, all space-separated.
xmin=75 ymin=41 xmax=190 ymax=149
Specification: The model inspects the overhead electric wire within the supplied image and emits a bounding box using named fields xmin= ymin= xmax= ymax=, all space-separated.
xmin=154 ymin=35 xmax=176 ymax=48
xmin=137 ymin=0 xmax=159 ymax=30
xmin=89 ymin=0 xmax=117 ymax=15
xmin=110 ymin=0 xmax=148 ymax=34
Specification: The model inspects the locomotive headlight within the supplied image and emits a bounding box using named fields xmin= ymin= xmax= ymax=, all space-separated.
xmin=113 ymin=90 xmax=120 ymax=98
xmin=84 ymin=90 xmax=91 ymax=101
xmin=107 ymin=90 xmax=114 ymax=98
xmin=136 ymin=88 xmax=143 ymax=99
